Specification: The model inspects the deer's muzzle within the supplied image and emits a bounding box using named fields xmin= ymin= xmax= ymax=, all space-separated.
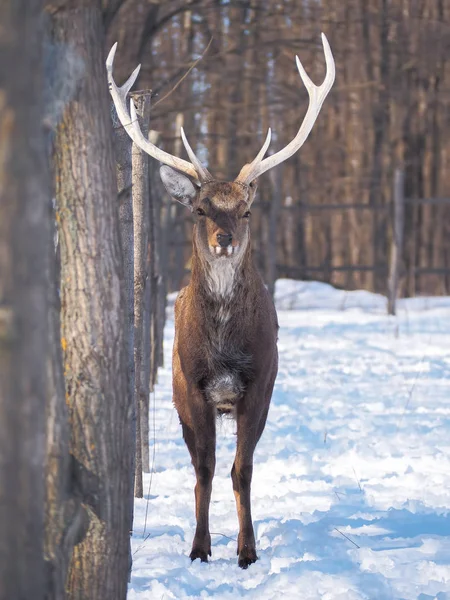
xmin=216 ymin=233 xmax=233 ymax=248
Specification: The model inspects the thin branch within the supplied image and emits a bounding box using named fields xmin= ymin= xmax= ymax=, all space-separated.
xmin=334 ymin=528 xmax=360 ymax=549
xmin=132 ymin=533 xmax=151 ymax=556
xmin=352 ymin=467 xmax=363 ymax=492
xmin=210 ymin=532 xmax=237 ymax=542
xmin=153 ymin=37 xmax=213 ymax=109
xmin=395 ymin=339 xmax=431 ymax=433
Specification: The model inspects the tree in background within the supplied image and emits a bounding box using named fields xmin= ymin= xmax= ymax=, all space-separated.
xmin=105 ymin=0 xmax=450 ymax=296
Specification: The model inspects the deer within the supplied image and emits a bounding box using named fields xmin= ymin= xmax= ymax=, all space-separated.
xmin=106 ymin=33 xmax=335 ymax=568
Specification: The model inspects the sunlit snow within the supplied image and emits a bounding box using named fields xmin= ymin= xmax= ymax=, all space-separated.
xmin=129 ymin=280 xmax=450 ymax=599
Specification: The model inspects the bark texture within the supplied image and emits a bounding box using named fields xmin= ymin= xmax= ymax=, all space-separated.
xmin=112 ymin=92 xmax=136 ymax=532
xmin=113 ymin=97 xmax=135 ymax=468
xmin=0 ymin=2 xmax=49 ymax=599
xmin=44 ymin=202 xmax=89 ymax=600
xmin=51 ymin=5 xmax=132 ymax=599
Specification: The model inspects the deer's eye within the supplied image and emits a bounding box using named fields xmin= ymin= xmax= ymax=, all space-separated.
xmin=243 ymin=211 xmax=251 ymax=219
xmin=196 ymin=208 xmax=206 ymax=216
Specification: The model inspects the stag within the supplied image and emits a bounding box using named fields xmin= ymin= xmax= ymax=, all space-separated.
xmin=107 ymin=34 xmax=335 ymax=568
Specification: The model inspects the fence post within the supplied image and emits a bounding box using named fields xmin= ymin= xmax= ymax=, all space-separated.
xmin=131 ymin=92 xmax=152 ymax=497
xmin=387 ymin=168 xmax=405 ymax=315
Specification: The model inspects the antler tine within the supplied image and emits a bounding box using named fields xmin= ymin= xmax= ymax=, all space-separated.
xmin=180 ymin=127 xmax=213 ymax=182
xmin=236 ymin=33 xmax=335 ymax=184
xmin=106 ymin=43 xmax=142 ymax=134
xmin=106 ymin=43 xmax=141 ymax=97
xmin=238 ymin=128 xmax=272 ymax=179
xmin=106 ymin=43 xmax=210 ymax=182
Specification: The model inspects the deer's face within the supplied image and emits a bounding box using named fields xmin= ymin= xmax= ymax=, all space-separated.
xmin=160 ymin=167 xmax=258 ymax=261
xmin=193 ymin=182 xmax=256 ymax=259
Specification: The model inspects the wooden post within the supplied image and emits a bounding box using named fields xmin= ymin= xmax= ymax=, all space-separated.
xmin=131 ymin=92 xmax=151 ymax=497
xmin=387 ymin=168 xmax=405 ymax=315
xmin=141 ymin=132 xmax=160 ymax=475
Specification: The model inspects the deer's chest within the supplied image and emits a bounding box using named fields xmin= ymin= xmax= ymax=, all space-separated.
xmin=175 ymin=284 xmax=254 ymax=389
xmin=201 ymin=311 xmax=251 ymax=413
xmin=201 ymin=306 xmax=252 ymax=377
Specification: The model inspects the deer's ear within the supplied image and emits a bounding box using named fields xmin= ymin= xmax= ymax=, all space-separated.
xmin=160 ymin=165 xmax=198 ymax=211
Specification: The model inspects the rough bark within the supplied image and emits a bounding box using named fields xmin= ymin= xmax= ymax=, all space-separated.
xmin=51 ymin=4 xmax=132 ymax=599
xmin=44 ymin=206 xmax=89 ymax=600
xmin=112 ymin=90 xmax=136 ymax=521
xmin=113 ymin=95 xmax=135 ymax=438
xmin=0 ymin=2 xmax=49 ymax=599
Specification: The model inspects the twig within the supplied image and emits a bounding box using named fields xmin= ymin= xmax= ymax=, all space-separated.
xmin=334 ymin=528 xmax=360 ymax=549
xmin=210 ymin=532 xmax=237 ymax=542
xmin=352 ymin=467 xmax=362 ymax=492
xmin=143 ymin=389 xmax=157 ymax=538
xmin=133 ymin=533 xmax=151 ymax=556
xmin=395 ymin=336 xmax=431 ymax=433
xmin=153 ymin=37 xmax=213 ymax=108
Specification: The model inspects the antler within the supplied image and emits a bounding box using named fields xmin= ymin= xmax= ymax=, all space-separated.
xmin=106 ymin=43 xmax=213 ymax=182
xmin=236 ymin=33 xmax=335 ymax=184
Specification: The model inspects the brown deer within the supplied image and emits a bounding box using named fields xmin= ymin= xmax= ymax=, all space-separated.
xmin=107 ymin=34 xmax=335 ymax=568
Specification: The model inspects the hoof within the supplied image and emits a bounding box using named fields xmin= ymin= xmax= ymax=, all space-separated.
xmin=238 ymin=545 xmax=258 ymax=569
xmin=190 ymin=548 xmax=210 ymax=563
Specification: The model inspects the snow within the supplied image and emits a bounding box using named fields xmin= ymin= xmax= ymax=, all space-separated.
xmin=129 ymin=279 xmax=450 ymax=599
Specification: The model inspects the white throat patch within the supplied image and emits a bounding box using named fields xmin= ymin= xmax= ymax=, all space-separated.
xmin=206 ymin=256 xmax=237 ymax=297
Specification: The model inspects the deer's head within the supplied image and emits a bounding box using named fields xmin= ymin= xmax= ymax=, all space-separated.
xmin=106 ymin=34 xmax=335 ymax=262
xmin=159 ymin=170 xmax=258 ymax=260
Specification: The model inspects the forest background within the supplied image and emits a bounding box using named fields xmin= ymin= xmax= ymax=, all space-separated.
xmin=108 ymin=0 xmax=450 ymax=297
xmin=1 ymin=1 xmax=449 ymax=599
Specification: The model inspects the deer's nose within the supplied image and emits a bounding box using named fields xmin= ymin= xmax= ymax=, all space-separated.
xmin=216 ymin=233 xmax=232 ymax=248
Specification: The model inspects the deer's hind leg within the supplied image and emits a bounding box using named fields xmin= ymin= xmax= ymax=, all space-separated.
xmin=180 ymin=394 xmax=216 ymax=563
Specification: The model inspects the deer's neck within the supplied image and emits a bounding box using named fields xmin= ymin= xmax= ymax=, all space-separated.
xmin=191 ymin=239 xmax=253 ymax=301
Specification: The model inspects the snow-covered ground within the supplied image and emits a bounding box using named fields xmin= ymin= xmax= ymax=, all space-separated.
xmin=129 ymin=280 xmax=450 ymax=600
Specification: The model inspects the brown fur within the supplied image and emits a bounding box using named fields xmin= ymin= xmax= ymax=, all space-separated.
xmin=171 ymin=179 xmax=278 ymax=568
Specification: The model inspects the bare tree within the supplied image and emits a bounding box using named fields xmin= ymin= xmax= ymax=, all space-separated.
xmin=107 ymin=0 xmax=450 ymax=296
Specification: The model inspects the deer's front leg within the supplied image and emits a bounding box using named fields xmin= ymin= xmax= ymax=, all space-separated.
xmin=232 ymin=404 xmax=269 ymax=569
xmin=187 ymin=390 xmax=216 ymax=563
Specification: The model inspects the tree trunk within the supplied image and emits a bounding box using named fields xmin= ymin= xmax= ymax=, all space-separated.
xmin=111 ymin=68 xmax=136 ymax=553
xmin=0 ymin=2 xmax=49 ymax=599
xmin=51 ymin=4 xmax=132 ymax=599
xmin=44 ymin=202 xmax=89 ymax=599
